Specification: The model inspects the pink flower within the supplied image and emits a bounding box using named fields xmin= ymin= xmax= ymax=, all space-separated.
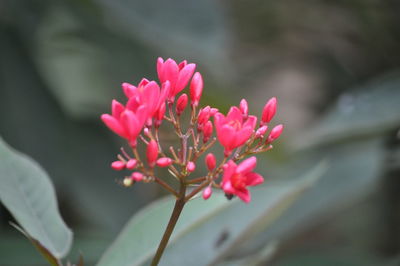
xmin=220 ymin=157 xmax=264 ymax=203
xmin=214 ymin=106 xmax=257 ymax=155
xmin=157 ymin=58 xmax=196 ymax=101
xmin=124 ymin=79 xmax=170 ymax=124
xmin=101 ymin=101 xmax=147 ymax=147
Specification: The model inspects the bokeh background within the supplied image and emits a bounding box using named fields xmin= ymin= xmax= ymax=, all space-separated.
xmin=1 ymin=0 xmax=400 ymax=265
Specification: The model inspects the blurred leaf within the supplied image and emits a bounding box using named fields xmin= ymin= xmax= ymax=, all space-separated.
xmin=97 ymin=193 xmax=230 ymax=266
xmin=298 ymin=72 xmax=400 ymax=148
xmin=140 ymin=163 xmax=324 ymax=266
xmin=237 ymin=137 xmax=385 ymax=261
xmin=10 ymin=223 xmax=61 ymax=266
xmin=0 ymin=137 xmax=73 ymax=258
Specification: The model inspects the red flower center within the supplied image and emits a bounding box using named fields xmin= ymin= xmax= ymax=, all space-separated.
xmin=231 ymin=173 xmax=246 ymax=189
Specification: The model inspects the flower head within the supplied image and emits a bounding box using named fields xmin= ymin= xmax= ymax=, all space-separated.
xmin=220 ymin=157 xmax=264 ymax=203
xmin=157 ymin=57 xmax=196 ymax=101
xmin=214 ymin=106 xmax=257 ymax=155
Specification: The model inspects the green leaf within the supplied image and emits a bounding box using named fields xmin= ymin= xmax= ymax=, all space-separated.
xmin=153 ymin=163 xmax=325 ymax=266
xmin=98 ymin=163 xmax=323 ymax=266
xmin=0 ymin=137 xmax=73 ymax=258
xmin=97 ymin=193 xmax=230 ymax=266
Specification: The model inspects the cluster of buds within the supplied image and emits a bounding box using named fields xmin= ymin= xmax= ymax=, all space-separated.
xmin=101 ymin=58 xmax=283 ymax=203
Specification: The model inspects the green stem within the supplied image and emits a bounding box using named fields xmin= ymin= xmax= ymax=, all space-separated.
xmin=151 ymin=183 xmax=186 ymax=266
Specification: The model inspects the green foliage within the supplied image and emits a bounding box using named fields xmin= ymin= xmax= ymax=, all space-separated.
xmin=0 ymin=137 xmax=72 ymax=259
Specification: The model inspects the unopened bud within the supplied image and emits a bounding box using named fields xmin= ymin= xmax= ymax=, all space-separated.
xmin=255 ymin=125 xmax=268 ymax=138
xmin=240 ymin=99 xmax=248 ymax=118
xmin=176 ymin=93 xmax=188 ymax=116
xmin=111 ymin=161 xmax=125 ymax=170
xmin=131 ymin=172 xmax=143 ymax=182
xmin=268 ymin=124 xmax=284 ymax=142
xmin=126 ymin=159 xmax=137 ymax=170
xmin=203 ymin=121 xmax=213 ymax=143
xmin=187 ymin=161 xmax=196 ymax=172
xmin=190 ymin=72 xmax=203 ymax=107
xmin=205 ymin=153 xmax=216 ymax=171
xmin=261 ymin=97 xmax=277 ymax=124
xmin=202 ymin=186 xmax=212 ymax=200
xmin=198 ymin=106 xmax=211 ymax=125
xmin=156 ymin=157 xmax=173 ymax=167
xmin=147 ymin=140 xmax=158 ymax=167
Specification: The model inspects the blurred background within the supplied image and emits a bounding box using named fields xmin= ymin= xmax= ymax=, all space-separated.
xmin=1 ymin=0 xmax=400 ymax=265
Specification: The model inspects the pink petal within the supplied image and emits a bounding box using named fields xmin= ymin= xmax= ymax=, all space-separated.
xmin=234 ymin=126 xmax=253 ymax=147
xmin=222 ymin=180 xmax=235 ymax=194
xmin=111 ymin=100 xmax=125 ymax=119
xmin=143 ymin=81 xmax=160 ymax=114
xmin=222 ymin=160 xmax=237 ymax=183
xmin=122 ymin=83 xmax=137 ymax=98
xmin=175 ymin=63 xmax=196 ymax=94
xmin=218 ymin=125 xmax=235 ymax=150
xmin=157 ymin=57 xmax=165 ymax=82
xmin=135 ymin=105 xmax=148 ymax=126
xmin=246 ymin=172 xmax=264 ymax=186
xmin=235 ymin=188 xmax=251 ymax=203
xmin=226 ymin=106 xmax=243 ymax=123
xmin=101 ymin=114 xmax=127 ymax=138
xmin=164 ymin=58 xmax=179 ymax=91
xmin=236 ymin=156 xmax=257 ymax=175
xmin=126 ymin=97 xmax=140 ymax=112
xmin=121 ymin=110 xmax=139 ymax=138
xmin=243 ymin=115 xmax=257 ymax=130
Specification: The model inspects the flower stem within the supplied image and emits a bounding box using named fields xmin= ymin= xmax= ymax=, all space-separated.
xmin=151 ymin=182 xmax=186 ymax=266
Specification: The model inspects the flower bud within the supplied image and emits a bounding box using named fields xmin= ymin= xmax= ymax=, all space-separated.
xmin=111 ymin=161 xmax=125 ymax=170
xmin=156 ymin=157 xmax=173 ymax=167
xmin=187 ymin=161 xmax=196 ymax=172
xmin=268 ymin=124 xmax=284 ymax=142
xmin=261 ymin=97 xmax=277 ymax=124
xmin=131 ymin=172 xmax=143 ymax=182
xmin=255 ymin=125 xmax=268 ymax=138
xmin=205 ymin=153 xmax=216 ymax=171
xmin=203 ymin=121 xmax=213 ymax=143
xmin=190 ymin=72 xmax=203 ymax=107
xmin=176 ymin=93 xmax=188 ymax=116
xmin=198 ymin=106 xmax=211 ymax=125
xmin=126 ymin=159 xmax=137 ymax=170
xmin=202 ymin=186 xmax=212 ymax=200
xmin=240 ymin=99 xmax=248 ymax=118
xmin=147 ymin=140 xmax=158 ymax=167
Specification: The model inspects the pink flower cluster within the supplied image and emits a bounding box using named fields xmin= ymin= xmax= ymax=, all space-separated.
xmin=101 ymin=58 xmax=283 ymax=203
